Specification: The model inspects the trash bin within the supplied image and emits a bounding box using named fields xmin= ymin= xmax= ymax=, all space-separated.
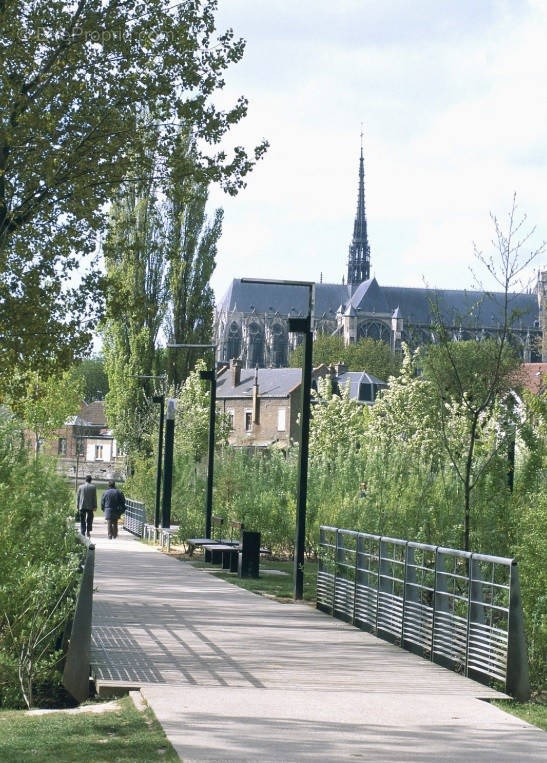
xmin=238 ymin=531 xmax=261 ymax=578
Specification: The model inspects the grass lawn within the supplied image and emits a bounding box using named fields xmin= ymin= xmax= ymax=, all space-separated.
xmin=491 ymin=699 xmax=547 ymax=731
xmin=0 ymin=696 xmax=178 ymax=762
xmin=184 ymin=556 xmax=318 ymax=602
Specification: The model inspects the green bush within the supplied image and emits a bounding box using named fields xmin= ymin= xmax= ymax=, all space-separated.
xmin=0 ymin=417 xmax=81 ymax=708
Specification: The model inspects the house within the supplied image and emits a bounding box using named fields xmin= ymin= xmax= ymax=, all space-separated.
xmin=216 ymin=359 xmax=386 ymax=448
xmin=32 ymin=400 xmax=125 ymax=483
xmin=518 ymin=362 xmax=547 ymax=395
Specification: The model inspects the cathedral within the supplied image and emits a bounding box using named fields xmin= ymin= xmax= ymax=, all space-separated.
xmin=215 ymin=142 xmax=545 ymax=368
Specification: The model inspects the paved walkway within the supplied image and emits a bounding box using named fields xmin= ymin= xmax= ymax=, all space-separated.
xmin=89 ymin=517 xmax=546 ymax=761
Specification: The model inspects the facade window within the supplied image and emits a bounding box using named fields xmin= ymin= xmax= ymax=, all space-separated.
xmin=76 ymin=437 xmax=85 ymax=456
xmin=244 ymin=411 xmax=252 ymax=432
xmin=95 ymin=444 xmax=104 ymax=460
xmin=58 ymin=437 xmax=67 ymax=455
xmin=271 ymin=323 xmax=286 ymax=367
xmin=36 ymin=438 xmax=44 ymax=453
xmin=277 ymin=408 xmax=287 ymax=432
xmin=226 ymin=409 xmax=235 ymax=430
xmin=247 ymin=322 xmax=264 ymax=367
xmin=227 ymin=322 xmax=241 ymax=361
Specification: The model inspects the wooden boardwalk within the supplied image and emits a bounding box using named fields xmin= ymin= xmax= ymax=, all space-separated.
xmin=90 ymin=518 xmax=546 ymax=761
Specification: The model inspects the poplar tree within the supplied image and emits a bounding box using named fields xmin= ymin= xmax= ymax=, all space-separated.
xmin=103 ymin=169 xmax=167 ymax=454
xmin=165 ymin=156 xmax=223 ymax=387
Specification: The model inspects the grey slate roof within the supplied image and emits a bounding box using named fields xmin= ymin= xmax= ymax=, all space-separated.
xmin=217 ymin=367 xmax=387 ymax=402
xmin=348 ymin=278 xmax=390 ymax=313
xmin=336 ymin=371 xmax=387 ymax=402
xmin=217 ymin=367 xmax=302 ymax=398
xmin=218 ymin=279 xmax=538 ymax=329
xmin=381 ymin=286 xmax=538 ymax=328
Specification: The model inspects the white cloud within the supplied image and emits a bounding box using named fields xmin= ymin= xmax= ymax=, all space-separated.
xmin=209 ymin=0 xmax=547 ymax=302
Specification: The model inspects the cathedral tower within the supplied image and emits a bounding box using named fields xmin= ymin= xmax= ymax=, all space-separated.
xmin=347 ymin=132 xmax=371 ymax=285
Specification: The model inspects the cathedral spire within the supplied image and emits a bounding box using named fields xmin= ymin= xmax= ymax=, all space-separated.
xmin=347 ymin=128 xmax=371 ymax=285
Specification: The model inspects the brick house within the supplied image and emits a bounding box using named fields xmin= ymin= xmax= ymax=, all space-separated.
xmin=216 ymin=359 xmax=386 ymax=448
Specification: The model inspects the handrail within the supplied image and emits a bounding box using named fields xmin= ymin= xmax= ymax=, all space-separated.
xmin=123 ymin=498 xmax=147 ymax=537
xmin=317 ymin=525 xmax=530 ymax=700
xmin=62 ymin=536 xmax=95 ymax=703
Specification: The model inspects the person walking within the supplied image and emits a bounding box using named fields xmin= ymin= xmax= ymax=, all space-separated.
xmin=101 ymin=479 xmax=126 ymax=539
xmin=77 ymin=475 xmax=97 ymax=538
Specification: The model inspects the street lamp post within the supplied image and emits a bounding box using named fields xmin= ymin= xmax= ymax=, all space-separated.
xmin=241 ymin=278 xmax=314 ymax=600
xmin=199 ymin=369 xmax=216 ymax=539
xmin=136 ymin=375 xmax=167 ymax=529
xmin=166 ymin=343 xmax=217 ymax=538
xmin=152 ymin=394 xmax=165 ymax=527
xmin=161 ymin=398 xmax=176 ymax=528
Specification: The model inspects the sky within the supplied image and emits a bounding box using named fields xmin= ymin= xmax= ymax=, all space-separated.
xmin=207 ymin=0 xmax=547 ymax=303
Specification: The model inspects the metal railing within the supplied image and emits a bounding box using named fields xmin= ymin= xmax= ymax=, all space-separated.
xmin=62 ymin=538 xmax=95 ymax=703
xmin=123 ymin=498 xmax=147 ymax=537
xmin=317 ymin=526 xmax=530 ymax=700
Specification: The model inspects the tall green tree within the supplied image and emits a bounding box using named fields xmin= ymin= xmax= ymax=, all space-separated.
xmin=0 ymin=0 xmax=268 ymax=385
xmin=425 ymin=197 xmax=545 ymax=550
xmin=5 ymin=368 xmax=83 ymax=456
xmin=71 ymin=356 xmax=108 ymax=402
xmin=290 ymin=335 xmax=400 ymax=381
xmin=165 ymin=166 xmax=223 ymax=387
xmin=103 ymin=167 xmax=168 ymax=454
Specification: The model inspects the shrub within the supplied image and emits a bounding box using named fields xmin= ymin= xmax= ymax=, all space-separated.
xmin=0 ymin=416 xmax=81 ymax=708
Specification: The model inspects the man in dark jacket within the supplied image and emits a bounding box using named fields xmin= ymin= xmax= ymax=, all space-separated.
xmin=77 ymin=475 xmax=97 ymax=538
xmin=101 ymin=480 xmax=126 ymax=539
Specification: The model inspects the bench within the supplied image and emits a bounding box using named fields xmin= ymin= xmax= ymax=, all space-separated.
xmin=159 ymin=527 xmax=179 ymax=552
xmin=203 ymin=543 xmax=240 ymax=572
xmin=186 ymin=516 xmax=239 ymax=556
xmin=203 ymin=520 xmax=243 ymax=563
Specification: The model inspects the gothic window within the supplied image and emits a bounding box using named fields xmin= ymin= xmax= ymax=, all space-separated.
xmin=358 ymin=320 xmax=391 ymax=343
xmin=247 ymin=322 xmax=264 ymax=367
xmin=227 ymin=321 xmax=241 ymax=360
xmin=271 ymin=323 xmax=286 ymax=367
xmin=58 ymin=437 xmax=67 ymax=455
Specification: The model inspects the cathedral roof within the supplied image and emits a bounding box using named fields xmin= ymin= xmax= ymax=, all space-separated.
xmin=381 ymin=286 xmax=538 ymax=328
xmin=348 ymin=277 xmax=390 ymax=313
xmin=218 ymin=279 xmax=349 ymax=318
xmin=218 ymin=279 xmax=538 ymax=329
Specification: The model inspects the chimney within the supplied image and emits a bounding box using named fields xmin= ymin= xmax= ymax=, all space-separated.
xmin=252 ymin=365 xmax=260 ymax=424
xmin=334 ymin=361 xmax=347 ymax=376
xmin=230 ymin=358 xmax=242 ymax=386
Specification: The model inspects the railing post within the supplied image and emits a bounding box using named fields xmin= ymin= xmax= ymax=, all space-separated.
xmin=352 ymin=533 xmax=362 ymax=625
xmin=332 ymin=529 xmax=339 ymax=614
xmin=403 ymin=544 xmax=416 ymax=646
xmin=506 ymin=561 xmax=530 ymax=701
xmin=431 ymin=547 xmax=443 ymax=661
xmin=376 ymin=537 xmax=386 ymax=634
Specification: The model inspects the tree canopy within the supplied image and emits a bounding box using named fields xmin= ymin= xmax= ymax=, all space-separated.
xmin=290 ymin=334 xmax=401 ymax=381
xmin=0 ymin=0 xmax=267 ymax=386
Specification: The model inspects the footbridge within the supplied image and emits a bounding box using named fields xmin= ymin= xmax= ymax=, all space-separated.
xmin=87 ymin=517 xmax=546 ymax=761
